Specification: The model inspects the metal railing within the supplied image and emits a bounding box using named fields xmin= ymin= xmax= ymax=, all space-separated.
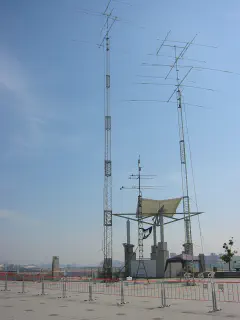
xmin=1 ymin=273 xmax=240 ymax=312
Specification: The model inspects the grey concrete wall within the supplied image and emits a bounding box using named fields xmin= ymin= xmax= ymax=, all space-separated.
xmin=166 ymin=262 xmax=183 ymax=278
xmin=131 ymin=260 xmax=156 ymax=278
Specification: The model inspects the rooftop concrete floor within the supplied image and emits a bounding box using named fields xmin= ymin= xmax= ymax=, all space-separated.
xmin=1 ymin=282 xmax=240 ymax=319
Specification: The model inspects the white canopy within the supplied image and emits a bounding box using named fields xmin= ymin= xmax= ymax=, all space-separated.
xmin=138 ymin=197 xmax=182 ymax=218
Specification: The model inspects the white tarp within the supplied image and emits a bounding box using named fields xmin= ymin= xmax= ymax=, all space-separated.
xmin=139 ymin=197 xmax=182 ymax=218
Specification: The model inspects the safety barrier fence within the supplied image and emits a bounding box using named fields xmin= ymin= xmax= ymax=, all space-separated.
xmin=1 ymin=275 xmax=240 ymax=312
xmin=60 ymin=279 xmax=240 ymax=303
xmin=0 ymin=272 xmax=119 ymax=283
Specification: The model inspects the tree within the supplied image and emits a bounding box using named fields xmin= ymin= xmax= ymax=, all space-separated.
xmin=220 ymin=238 xmax=237 ymax=271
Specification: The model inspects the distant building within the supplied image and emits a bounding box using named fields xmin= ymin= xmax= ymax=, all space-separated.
xmin=170 ymin=253 xmax=177 ymax=258
xmin=204 ymin=253 xmax=220 ymax=269
xmin=204 ymin=253 xmax=240 ymax=271
xmin=23 ymin=266 xmax=41 ymax=273
xmin=4 ymin=264 xmax=18 ymax=272
xmin=52 ymin=256 xmax=60 ymax=278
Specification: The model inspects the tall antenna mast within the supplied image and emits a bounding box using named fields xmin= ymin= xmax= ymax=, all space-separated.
xmin=129 ymin=156 xmax=155 ymax=280
xmin=153 ymin=33 xmax=199 ymax=256
xmin=137 ymin=156 xmax=144 ymax=270
xmin=102 ymin=0 xmax=116 ymax=280
xmin=174 ymin=46 xmax=193 ymax=255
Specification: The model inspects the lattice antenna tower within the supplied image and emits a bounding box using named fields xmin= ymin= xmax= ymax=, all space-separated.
xmin=156 ymin=33 xmax=199 ymax=255
xmin=102 ymin=0 xmax=117 ymax=280
xmin=77 ymin=0 xmax=135 ymax=280
xmin=174 ymin=46 xmax=193 ymax=255
xmin=128 ymin=156 xmax=156 ymax=280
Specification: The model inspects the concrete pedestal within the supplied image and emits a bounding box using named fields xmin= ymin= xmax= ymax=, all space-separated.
xmin=123 ymin=243 xmax=136 ymax=278
xmin=156 ymin=242 xmax=169 ymax=278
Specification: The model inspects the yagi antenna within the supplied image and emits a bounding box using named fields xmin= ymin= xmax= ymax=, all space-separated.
xmin=136 ymin=74 xmax=197 ymax=84
xmin=77 ymin=6 xmax=144 ymax=30
xmin=156 ymin=34 xmax=218 ymax=49
xmin=135 ymin=82 xmax=215 ymax=94
xmin=162 ymin=39 xmax=218 ymax=49
xmin=99 ymin=16 xmax=117 ymax=47
xmin=165 ymin=34 xmax=198 ymax=80
xmin=120 ymin=186 xmax=164 ymax=190
xmin=123 ymin=99 xmax=210 ymax=109
xmin=167 ymin=67 xmax=193 ymax=102
xmin=149 ymin=53 xmax=206 ymax=64
xmin=141 ymin=62 xmax=240 ymax=77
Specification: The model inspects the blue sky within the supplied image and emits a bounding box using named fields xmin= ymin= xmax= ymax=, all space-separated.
xmin=1 ymin=0 xmax=240 ymax=265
